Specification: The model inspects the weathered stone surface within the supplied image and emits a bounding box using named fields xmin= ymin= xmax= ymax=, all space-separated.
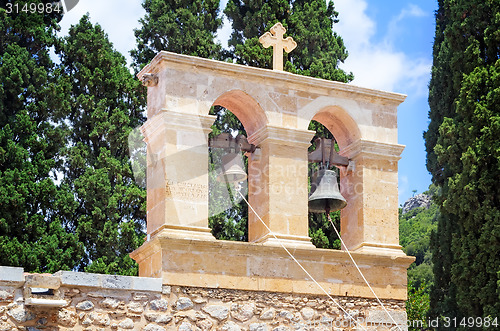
xmin=192 ymin=297 xmax=207 ymax=304
xmin=260 ymin=308 xmax=276 ymax=320
xmin=76 ymin=300 xmax=95 ymax=311
xmin=143 ymin=323 xmax=166 ymax=331
xmin=202 ymin=305 xmax=229 ymax=321
xmin=145 ymin=312 xmax=173 ymax=324
xmin=178 ymin=321 xmax=200 ymax=331
xmin=250 ymin=323 xmax=268 ymax=331
xmin=272 ymin=327 xmax=290 ymax=331
xmin=366 ymin=309 xmax=407 ymax=326
xmin=279 ymin=310 xmax=294 ymax=321
xmin=133 ymin=292 xmax=150 ymax=301
xmin=0 ymin=290 xmax=13 ymax=301
xmin=100 ymin=298 xmax=121 ymax=309
xmin=102 ymin=275 xmax=132 ymax=290
xmin=231 ymin=302 xmax=255 ymax=322
xmin=128 ymin=301 xmax=145 ymax=314
xmin=118 ymin=318 xmax=135 ymax=329
xmin=300 ymin=307 xmax=315 ymax=320
xmin=150 ymin=299 xmax=169 ymax=311
xmin=0 ymin=266 xmax=24 ymax=283
xmin=175 ymin=297 xmax=194 ymax=311
xmin=162 ymin=286 xmax=171 ymax=295
xmin=221 ymin=321 xmax=242 ymax=331
xmin=196 ymin=318 xmax=213 ymax=330
xmin=58 ymin=308 xmax=77 ymax=327
xmin=7 ymin=305 xmax=35 ymax=323
xmin=89 ymin=312 xmax=111 ymax=326
xmin=0 ymin=321 xmax=13 ymax=331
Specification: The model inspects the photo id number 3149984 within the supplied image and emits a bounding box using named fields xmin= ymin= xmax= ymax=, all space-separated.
xmin=5 ymin=2 xmax=63 ymax=14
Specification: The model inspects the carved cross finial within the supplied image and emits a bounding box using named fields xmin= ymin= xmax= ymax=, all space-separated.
xmin=259 ymin=22 xmax=297 ymax=71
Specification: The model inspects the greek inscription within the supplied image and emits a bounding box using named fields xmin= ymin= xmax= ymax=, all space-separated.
xmin=165 ymin=180 xmax=208 ymax=200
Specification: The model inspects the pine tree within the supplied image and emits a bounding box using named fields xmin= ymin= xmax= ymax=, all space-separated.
xmin=0 ymin=0 xmax=83 ymax=272
xmin=57 ymin=15 xmax=147 ymax=275
xmin=425 ymin=0 xmax=500 ymax=321
xmin=131 ymin=0 xmax=223 ymax=71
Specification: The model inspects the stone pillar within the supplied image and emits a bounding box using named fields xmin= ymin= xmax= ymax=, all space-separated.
xmin=339 ymin=140 xmax=405 ymax=255
xmin=141 ymin=110 xmax=216 ymax=241
xmin=247 ymin=125 xmax=315 ymax=248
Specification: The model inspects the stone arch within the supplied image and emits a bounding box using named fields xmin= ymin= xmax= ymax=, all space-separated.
xmin=308 ymin=105 xmax=361 ymax=151
xmin=211 ymin=90 xmax=267 ymax=136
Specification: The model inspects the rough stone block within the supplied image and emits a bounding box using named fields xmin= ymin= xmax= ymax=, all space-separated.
xmin=7 ymin=305 xmax=36 ymax=323
xmin=366 ymin=309 xmax=407 ymax=326
xmin=0 ymin=266 xmax=24 ymax=283
xmin=202 ymin=304 xmax=229 ymax=321
xmin=101 ymin=274 xmax=132 ymax=289
xmin=132 ymin=276 xmax=162 ymax=292
xmin=56 ymin=271 xmax=100 ymax=288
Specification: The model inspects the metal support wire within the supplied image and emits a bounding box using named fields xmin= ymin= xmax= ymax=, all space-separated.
xmin=327 ymin=213 xmax=403 ymax=330
xmin=236 ymin=188 xmax=367 ymax=331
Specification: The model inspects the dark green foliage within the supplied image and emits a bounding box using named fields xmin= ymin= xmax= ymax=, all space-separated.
xmin=57 ymin=15 xmax=146 ymax=275
xmin=224 ymin=0 xmax=353 ymax=82
xmin=286 ymin=0 xmax=353 ymax=82
xmin=132 ymin=0 xmax=223 ymax=70
xmin=425 ymin=0 xmax=500 ymax=322
xmin=399 ymin=186 xmax=439 ymax=289
xmin=224 ymin=0 xmax=290 ymax=68
xmin=406 ymin=281 xmax=431 ymax=330
xmin=0 ymin=1 xmax=83 ymax=272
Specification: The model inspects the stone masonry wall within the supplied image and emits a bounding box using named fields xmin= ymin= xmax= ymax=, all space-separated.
xmin=0 ymin=267 xmax=407 ymax=330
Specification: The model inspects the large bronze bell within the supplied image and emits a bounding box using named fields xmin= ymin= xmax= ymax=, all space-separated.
xmin=308 ymin=168 xmax=347 ymax=213
xmin=217 ymin=152 xmax=247 ymax=183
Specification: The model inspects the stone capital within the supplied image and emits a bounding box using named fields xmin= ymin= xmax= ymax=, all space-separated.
xmin=248 ymin=125 xmax=315 ymax=149
xmin=141 ymin=110 xmax=216 ymax=144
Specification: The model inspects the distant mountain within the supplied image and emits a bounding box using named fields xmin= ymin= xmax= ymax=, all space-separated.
xmin=402 ymin=193 xmax=432 ymax=214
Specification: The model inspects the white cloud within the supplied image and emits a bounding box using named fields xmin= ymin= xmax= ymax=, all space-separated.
xmin=334 ymin=0 xmax=431 ymax=95
xmin=58 ymin=0 xmax=145 ymax=66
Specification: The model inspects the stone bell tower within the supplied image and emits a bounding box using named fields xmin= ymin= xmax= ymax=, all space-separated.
xmin=131 ymin=24 xmax=415 ymax=330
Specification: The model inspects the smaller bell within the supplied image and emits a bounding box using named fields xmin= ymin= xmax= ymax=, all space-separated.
xmin=217 ymin=152 xmax=247 ymax=183
xmin=308 ymin=168 xmax=347 ymax=213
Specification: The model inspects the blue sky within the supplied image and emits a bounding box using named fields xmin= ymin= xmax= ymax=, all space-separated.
xmin=59 ymin=0 xmax=438 ymax=205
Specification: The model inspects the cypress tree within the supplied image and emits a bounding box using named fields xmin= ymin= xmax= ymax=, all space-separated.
xmin=224 ymin=0 xmax=290 ymax=68
xmin=287 ymin=0 xmax=353 ymax=82
xmin=57 ymin=15 xmax=146 ymax=275
xmin=224 ymin=0 xmax=353 ymax=82
xmin=131 ymin=0 xmax=222 ymax=70
xmin=425 ymin=0 xmax=500 ymax=321
xmin=0 ymin=0 xmax=83 ymax=272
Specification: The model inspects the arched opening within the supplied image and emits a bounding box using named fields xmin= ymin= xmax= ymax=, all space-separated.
xmin=307 ymin=106 xmax=360 ymax=249
xmin=207 ymin=91 xmax=267 ymax=242
xmin=307 ymin=120 xmax=341 ymax=249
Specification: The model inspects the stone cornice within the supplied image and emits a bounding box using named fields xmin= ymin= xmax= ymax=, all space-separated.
xmin=138 ymin=51 xmax=407 ymax=105
xmin=340 ymin=139 xmax=405 ymax=160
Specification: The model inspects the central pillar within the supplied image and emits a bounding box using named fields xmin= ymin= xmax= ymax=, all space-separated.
xmin=247 ymin=125 xmax=315 ymax=248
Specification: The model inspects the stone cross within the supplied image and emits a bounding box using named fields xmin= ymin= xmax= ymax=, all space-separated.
xmin=259 ymin=22 xmax=297 ymax=71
